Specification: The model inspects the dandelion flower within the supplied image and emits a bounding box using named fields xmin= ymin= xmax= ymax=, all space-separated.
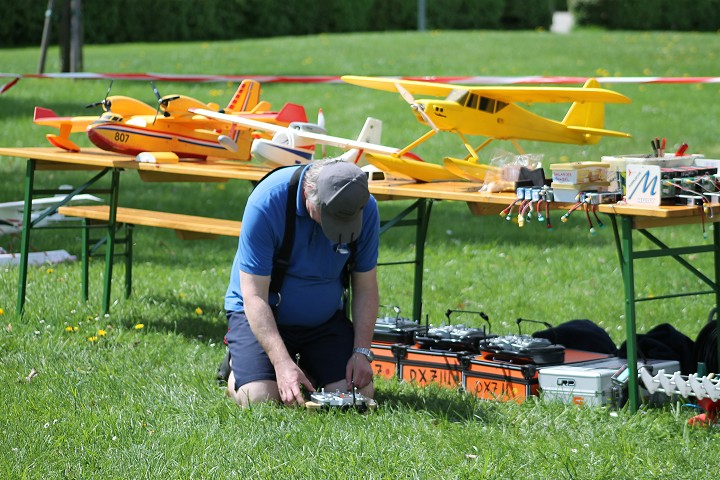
xmin=195 ymin=307 xmax=203 ymax=315
xmin=0 ymin=308 xmax=4 ymax=315
xmin=87 ymin=336 xmax=98 ymax=342
xmin=65 ymin=326 xmax=74 ymax=332
xmin=97 ymin=329 xmax=107 ymax=337
xmin=46 ymin=268 xmax=54 ymax=274
xmin=134 ymin=323 xmax=144 ymax=330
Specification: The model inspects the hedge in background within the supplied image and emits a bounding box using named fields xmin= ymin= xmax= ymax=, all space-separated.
xmin=3 ymin=0 xmax=555 ymax=48
xmin=502 ymin=0 xmax=554 ymax=30
xmin=570 ymin=0 xmax=720 ymax=31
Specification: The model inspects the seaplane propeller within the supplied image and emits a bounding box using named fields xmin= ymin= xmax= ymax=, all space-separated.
xmin=85 ymin=80 xmax=114 ymax=111
xmin=150 ymin=81 xmax=180 ymax=120
xmin=394 ymin=82 xmax=439 ymax=132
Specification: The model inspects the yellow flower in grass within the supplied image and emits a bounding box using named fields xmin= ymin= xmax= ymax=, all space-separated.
xmin=134 ymin=323 xmax=144 ymax=330
xmin=97 ymin=329 xmax=107 ymax=337
xmin=0 ymin=308 xmax=4 ymax=315
xmin=46 ymin=268 xmax=54 ymax=274
xmin=195 ymin=307 xmax=203 ymax=315
xmin=65 ymin=326 xmax=79 ymax=332
xmin=87 ymin=336 xmax=98 ymax=342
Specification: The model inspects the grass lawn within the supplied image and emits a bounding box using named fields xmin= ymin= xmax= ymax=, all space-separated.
xmin=1 ymin=29 xmax=720 ymax=478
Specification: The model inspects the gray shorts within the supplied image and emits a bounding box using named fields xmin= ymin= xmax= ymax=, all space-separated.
xmin=225 ymin=310 xmax=354 ymax=391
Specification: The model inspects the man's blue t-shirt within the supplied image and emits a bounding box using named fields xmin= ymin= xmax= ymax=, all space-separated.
xmin=224 ymin=165 xmax=380 ymax=327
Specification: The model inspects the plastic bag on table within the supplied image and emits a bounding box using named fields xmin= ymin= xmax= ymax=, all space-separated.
xmin=480 ymin=150 xmax=544 ymax=193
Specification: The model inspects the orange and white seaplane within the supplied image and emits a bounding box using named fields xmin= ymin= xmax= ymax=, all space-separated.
xmin=33 ymin=80 xmax=308 ymax=162
xmin=340 ymin=75 xmax=632 ymax=182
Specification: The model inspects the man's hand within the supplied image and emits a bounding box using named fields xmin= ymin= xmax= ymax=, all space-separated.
xmin=275 ymin=359 xmax=315 ymax=406
xmin=345 ymin=352 xmax=374 ymax=390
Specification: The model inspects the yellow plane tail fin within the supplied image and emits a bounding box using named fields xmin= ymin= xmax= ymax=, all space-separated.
xmin=561 ymin=78 xmax=605 ymax=133
xmin=225 ymin=79 xmax=261 ymax=113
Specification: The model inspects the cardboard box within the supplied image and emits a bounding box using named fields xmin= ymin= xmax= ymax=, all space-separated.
xmin=551 ymin=181 xmax=611 ymax=203
xmin=550 ymin=162 xmax=609 ymax=185
xmin=538 ymin=357 xmax=680 ymax=406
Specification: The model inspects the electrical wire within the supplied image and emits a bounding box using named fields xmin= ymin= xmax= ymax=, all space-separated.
xmin=561 ymin=201 xmax=583 ymax=223
xmin=584 ymin=203 xmax=596 ymax=235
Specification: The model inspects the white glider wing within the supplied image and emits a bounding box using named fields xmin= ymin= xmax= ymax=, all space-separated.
xmin=190 ymin=108 xmax=401 ymax=156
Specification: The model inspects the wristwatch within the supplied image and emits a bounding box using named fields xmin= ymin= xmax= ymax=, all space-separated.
xmin=353 ymin=347 xmax=374 ymax=362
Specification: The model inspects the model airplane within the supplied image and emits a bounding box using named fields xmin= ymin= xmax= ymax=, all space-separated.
xmin=33 ymin=80 xmax=308 ymax=162
xmin=341 ymin=75 xmax=632 ymax=181
xmin=190 ymin=107 xmax=414 ymax=169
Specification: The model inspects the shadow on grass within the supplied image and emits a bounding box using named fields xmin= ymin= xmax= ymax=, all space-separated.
xmin=132 ymin=293 xmax=229 ymax=343
xmin=373 ymin=380 xmax=497 ymax=423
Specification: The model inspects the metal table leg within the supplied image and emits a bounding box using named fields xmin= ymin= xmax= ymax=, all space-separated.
xmin=16 ymin=159 xmax=36 ymax=315
xmin=619 ymin=215 xmax=641 ymax=412
xmin=101 ymin=168 xmax=121 ymax=314
xmin=378 ymin=198 xmax=434 ymax=322
xmin=715 ymin=224 xmax=720 ymax=372
xmin=412 ymin=198 xmax=433 ymax=323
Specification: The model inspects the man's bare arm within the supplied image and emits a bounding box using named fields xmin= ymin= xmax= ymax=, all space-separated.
xmin=240 ymin=270 xmax=314 ymax=404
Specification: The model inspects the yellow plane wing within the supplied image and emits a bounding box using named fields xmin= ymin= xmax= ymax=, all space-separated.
xmin=341 ymin=75 xmax=631 ymax=104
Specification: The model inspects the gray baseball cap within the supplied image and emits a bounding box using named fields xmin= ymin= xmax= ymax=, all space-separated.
xmin=317 ymin=162 xmax=369 ymax=244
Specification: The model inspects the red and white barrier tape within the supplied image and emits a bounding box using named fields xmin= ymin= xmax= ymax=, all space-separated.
xmin=2 ymin=72 xmax=720 ymax=95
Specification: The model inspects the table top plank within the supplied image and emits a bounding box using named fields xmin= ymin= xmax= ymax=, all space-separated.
xmin=2 ymin=147 xmax=717 ymax=226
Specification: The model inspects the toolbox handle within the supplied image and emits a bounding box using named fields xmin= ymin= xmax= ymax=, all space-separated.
xmin=445 ymin=309 xmax=491 ymax=335
xmin=516 ymin=318 xmax=554 ymax=337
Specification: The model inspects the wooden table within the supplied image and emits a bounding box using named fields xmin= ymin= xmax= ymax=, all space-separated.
xmin=2 ymin=147 xmax=719 ymax=412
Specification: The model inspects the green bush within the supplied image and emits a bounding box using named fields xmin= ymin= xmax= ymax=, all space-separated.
xmin=6 ymin=0 xmax=716 ymax=48
xmin=569 ymin=0 xmax=608 ymax=27
xmin=367 ymin=0 xmax=416 ymax=32
xmin=571 ymin=0 xmax=720 ymax=31
xmin=502 ymin=0 xmax=554 ymax=30
xmin=427 ymin=0 xmax=504 ymax=30
xmin=609 ymin=0 xmax=720 ymax=31
xmin=1 ymin=0 xmax=567 ymax=48
xmin=0 ymin=2 xmax=46 ymax=47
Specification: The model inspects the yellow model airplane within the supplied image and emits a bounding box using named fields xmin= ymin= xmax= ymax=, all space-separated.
xmin=341 ymin=75 xmax=631 ymax=182
xmin=34 ymin=80 xmax=307 ymax=162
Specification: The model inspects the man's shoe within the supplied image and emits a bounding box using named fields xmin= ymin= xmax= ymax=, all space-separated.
xmin=217 ymin=350 xmax=231 ymax=386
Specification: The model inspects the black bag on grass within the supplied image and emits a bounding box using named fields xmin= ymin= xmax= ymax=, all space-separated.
xmin=617 ymin=323 xmax=695 ymax=375
xmin=532 ymin=319 xmax=617 ymax=354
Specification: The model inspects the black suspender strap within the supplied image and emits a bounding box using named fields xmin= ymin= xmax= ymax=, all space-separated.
xmin=269 ymin=166 xmax=304 ymax=298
